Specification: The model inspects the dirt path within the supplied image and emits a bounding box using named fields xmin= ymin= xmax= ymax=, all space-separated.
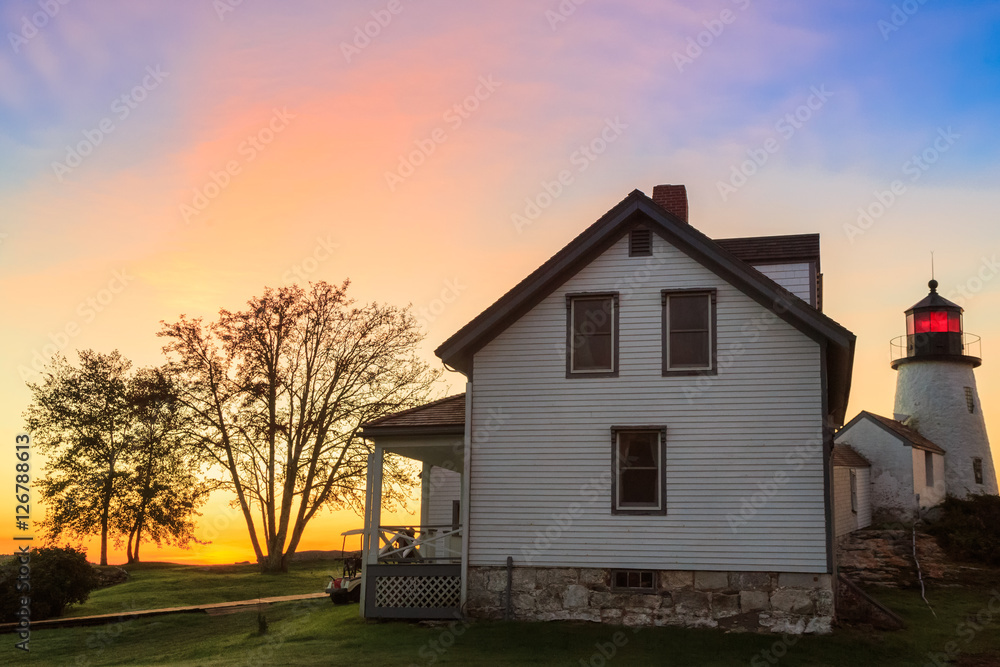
xmin=0 ymin=592 xmax=329 ymax=633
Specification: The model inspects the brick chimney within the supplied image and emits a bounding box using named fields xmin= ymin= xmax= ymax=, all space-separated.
xmin=652 ymin=184 xmax=688 ymax=223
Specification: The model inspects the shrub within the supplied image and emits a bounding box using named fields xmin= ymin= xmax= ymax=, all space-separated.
xmin=0 ymin=545 xmax=100 ymax=622
xmin=927 ymin=494 xmax=1000 ymax=566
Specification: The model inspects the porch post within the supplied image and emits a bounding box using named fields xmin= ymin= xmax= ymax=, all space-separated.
xmin=460 ymin=383 xmax=473 ymax=609
xmin=360 ymin=447 xmax=384 ymax=617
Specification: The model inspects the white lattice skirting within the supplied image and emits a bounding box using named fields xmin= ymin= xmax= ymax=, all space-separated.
xmin=375 ymin=575 xmax=461 ymax=609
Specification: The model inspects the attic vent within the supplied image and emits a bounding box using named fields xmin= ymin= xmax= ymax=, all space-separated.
xmin=629 ymin=228 xmax=652 ymax=257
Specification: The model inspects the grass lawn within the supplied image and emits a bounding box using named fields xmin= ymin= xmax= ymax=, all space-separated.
xmin=6 ymin=563 xmax=1000 ymax=666
xmin=63 ymin=560 xmax=339 ymax=617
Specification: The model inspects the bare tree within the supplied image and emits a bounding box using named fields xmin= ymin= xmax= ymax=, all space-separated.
xmin=159 ymin=280 xmax=440 ymax=572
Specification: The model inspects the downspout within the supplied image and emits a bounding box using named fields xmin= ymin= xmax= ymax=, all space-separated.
xmin=460 ymin=382 xmax=473 ymax=612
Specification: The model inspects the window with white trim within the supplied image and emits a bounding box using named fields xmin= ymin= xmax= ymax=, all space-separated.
xmin=567 ymin=293 xmax=618 ymax=376
xmin=612 ymin=427 xmax=666 ymax=515
xmin=662 ymin=290 xmax=716 ymax=375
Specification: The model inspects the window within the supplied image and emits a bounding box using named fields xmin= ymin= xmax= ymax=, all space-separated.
xmin=662 ymin=290 xmax=716 ymax=375
xmin=612 ymin=570 xmax=655 ymax=591
xmin=567 ymin=293 xmax=618 ymax=376
xmin=974 ymin=458 xmax=984 ymax=485
xmin=612 ymin=427 xmax=666 ymax=514
xmin=965 ymin=387 xmax=975 ymax=414
xmin=629 ymin=228 xmax=652 ymax=257
xmin=925 ymin=451 xmax=934 ymax=487
xmin=451 ymin=500 xmax=461 ymax=531
xmin=849 ymin=469 xmax=858 ymax=514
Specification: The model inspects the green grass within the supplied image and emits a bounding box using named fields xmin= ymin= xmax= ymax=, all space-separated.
xmin=63 ymin=560 xmax=340 ymax=617
xmin=6 ymin=562 xmax=1000 ymax=666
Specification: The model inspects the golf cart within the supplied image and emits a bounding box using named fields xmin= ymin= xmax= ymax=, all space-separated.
xmin=326 ymin=529 xmax=363 ymax=604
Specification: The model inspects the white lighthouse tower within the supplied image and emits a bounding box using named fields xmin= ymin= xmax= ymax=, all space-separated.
xmin=891 ymin=279 xmax=999 ymax=497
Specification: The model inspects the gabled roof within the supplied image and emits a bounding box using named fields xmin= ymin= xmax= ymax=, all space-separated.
xmin=435 ymin=189 xmax=856 ymax=424
xmin=839 ymin=411 xmax=946 ymax=455
xmin=832 ymin=444 xmax=870 ymax=468
xmin=361 ymin=394 xmax=466 ymax=436
xmin=715 ymin=233 xmax=820 ymax=267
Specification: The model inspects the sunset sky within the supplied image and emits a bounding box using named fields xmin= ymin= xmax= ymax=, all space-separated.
xmin=2 ymin=1 xmax=1000 ymax=565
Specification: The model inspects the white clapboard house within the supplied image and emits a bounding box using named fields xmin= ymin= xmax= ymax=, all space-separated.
xmin=358 ymin=185 xmax=856 ymax=633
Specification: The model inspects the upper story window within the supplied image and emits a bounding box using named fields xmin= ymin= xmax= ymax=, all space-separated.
xmin=965 ymin=387 xmax=975 ymax=413
xmin=612 ymin=427 xmax=666 ymax=515
xmin=662 ymin=290 xmax=717 ymax=375
xmin=566 ymin=293 xmax=619 ymax=377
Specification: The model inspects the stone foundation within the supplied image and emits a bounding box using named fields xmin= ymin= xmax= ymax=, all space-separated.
xmin=466 ymin=567 xmax=833 ymax=634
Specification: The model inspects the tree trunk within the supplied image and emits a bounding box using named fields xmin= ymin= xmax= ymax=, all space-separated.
xmin=259 ymin=548 xmax=287 ymax=573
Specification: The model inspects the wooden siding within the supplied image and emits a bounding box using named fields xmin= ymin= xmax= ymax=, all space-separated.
xmin=752 ymin=262 xmax=813 ymax=305
xmin=427 ymin=466 xmax=461 ymax=526
xmin=469 ymin=233 xmax=826 ymax=572
xmin=833 ymin=467 xmax=871 ymax=537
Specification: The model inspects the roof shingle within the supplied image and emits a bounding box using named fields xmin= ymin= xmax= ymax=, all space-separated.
xmin=832 ymin=444 xmax=870 ymax=468
xmin=362 ymin=394 xmax=466 ymax=432
xmin=848 ymin=411 xmax=947 ymax=455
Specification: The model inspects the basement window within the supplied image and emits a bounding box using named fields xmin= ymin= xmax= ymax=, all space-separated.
xmin=965 ymin=387 xmax=975 ymax=414
xmin=629 ymin=228 xmax=652 ymax=257
xmin=974 ymin=458 xmax=984 ymax=485
xmin=612 ymin=570 xmax=655 ymax=591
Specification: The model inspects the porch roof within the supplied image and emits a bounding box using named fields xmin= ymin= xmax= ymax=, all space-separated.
xmin=361 ymin=393 xmax=466 ymax=438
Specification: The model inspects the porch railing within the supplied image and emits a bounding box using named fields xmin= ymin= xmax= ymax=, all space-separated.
xmin=376 ymin=524 xmax=462 ymax=563
xmin=365 ymin=524 xmax=462 ymax=619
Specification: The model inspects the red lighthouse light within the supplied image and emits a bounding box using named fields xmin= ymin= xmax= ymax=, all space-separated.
xmin=908 ymin=311 xmax=961 ymax=335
